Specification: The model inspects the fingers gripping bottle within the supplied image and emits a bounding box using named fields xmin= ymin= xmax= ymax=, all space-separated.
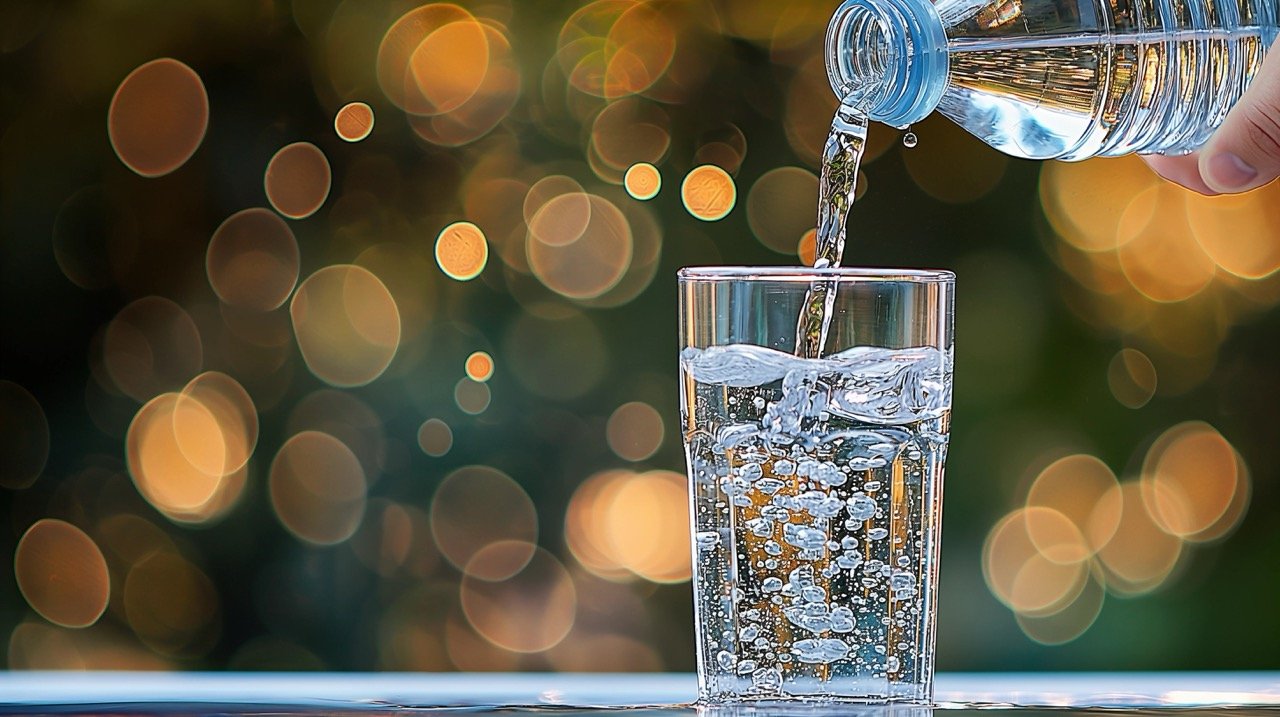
xmin=826 ymin=0 xmax=1279 ymax=159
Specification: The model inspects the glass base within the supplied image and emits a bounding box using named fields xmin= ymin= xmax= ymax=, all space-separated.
xmin=697 ymin=697 xmax=933 ymax=716
xmin=698 ymin=675 xmax=931 ymax=707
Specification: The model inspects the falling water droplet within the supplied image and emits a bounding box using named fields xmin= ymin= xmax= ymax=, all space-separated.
xmin=903 ymin=130 xmax=918 ymax=148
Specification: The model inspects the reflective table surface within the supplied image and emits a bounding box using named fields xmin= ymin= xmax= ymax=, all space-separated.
xmin=2 ymin=672 xmax=1278 ymax=715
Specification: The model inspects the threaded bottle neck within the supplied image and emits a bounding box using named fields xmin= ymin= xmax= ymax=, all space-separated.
xmin=826 ymin=0 xmax=949 ymax=128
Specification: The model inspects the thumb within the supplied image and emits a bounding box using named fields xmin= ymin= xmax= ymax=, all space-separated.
xmin=1199 ymin=36 xmax=1280 ymax=194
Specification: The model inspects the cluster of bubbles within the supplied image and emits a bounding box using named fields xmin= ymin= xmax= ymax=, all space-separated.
xmin=983 ymin=422 xmax=1249 ymax=645
xmin=1041 ymin=156 xmax=1280 ymax=394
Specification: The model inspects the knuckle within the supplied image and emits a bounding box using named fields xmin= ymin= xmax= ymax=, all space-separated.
xmin=1238 ymin=102 xmax=1280 ymax=159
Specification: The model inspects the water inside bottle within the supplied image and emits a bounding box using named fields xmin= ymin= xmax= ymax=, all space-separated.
xmin=939 ymin=27 xmax=1275 ymax=160
xmin=825 ymin=0 xmax=1278 ymax=161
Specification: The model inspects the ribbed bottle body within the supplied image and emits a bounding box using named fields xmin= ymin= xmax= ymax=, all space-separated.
xmin=832 ymin=0 xmax=1279 ymax=159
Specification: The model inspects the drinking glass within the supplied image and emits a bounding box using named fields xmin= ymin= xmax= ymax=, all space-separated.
xmin=679 ymin=266 xmax=954 ymax=705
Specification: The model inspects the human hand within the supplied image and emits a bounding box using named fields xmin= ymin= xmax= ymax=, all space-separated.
xmin=1143 ymin=37 xmax=1280 ymax=195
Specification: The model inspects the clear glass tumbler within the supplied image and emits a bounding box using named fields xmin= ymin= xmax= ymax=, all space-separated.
xmin=679 ymin=267 xmax=954 ymax=705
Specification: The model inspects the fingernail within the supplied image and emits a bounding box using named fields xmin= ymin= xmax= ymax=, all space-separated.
xmin=1206 ymin=152 xmax=1258 ymax=190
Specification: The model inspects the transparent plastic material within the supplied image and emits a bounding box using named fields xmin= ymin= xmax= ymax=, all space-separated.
xmin=826 ymin=0 xmax=1280 ymax=159
xmin=679 ymin=267 xmax=955 ymax=705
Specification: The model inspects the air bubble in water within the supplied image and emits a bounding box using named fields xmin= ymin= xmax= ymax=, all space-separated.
xmin=830 ymin=606 xmax=856 ymax=632
xmin=717 ymin=650 xmax=737 ymax=670
xmin=788 ymin=565 xmax=815 ymax=591
xmin=890 ymin=570 xmax=914 ymax=590
xmin=761 ymin=505 xmax=789 ymax=522
xmin=836 ymin=553 xmax=863 ymax=570
xmin=793 ymin=637 xmax=850 ymax=664
xmin=784 ymin=603 xmax=833 ymax=633
xmin=868 ymin=527 xmax=889 ymax=540
xmin=816 ymin=496 xmax=846 ymax=518
xmin=800 ymin=585 xmax=827 ymax=603
xmin=797 ymin=490 xmax=837 ymax=516
xmin=696 ymin=531 xmax=720 ymax=550
xmin=847 ymin=494 xmax=877 ymax=521
xmin=812 ymin=461 xmax=846 ymax=486
xmin=736 ymin=659 xmax=757 ymax=675
xmin=719 ymin=475 xmax=749 ymax=497
xmin=848 ymin=456 xmax=889 ymax=470
xmin=783 ymin=522 xmax=826 ymax=551
xmin=761 ymin=577 xmax=783 ymax=593
xmin=755 ymin=477 xmax=786 ymax=495
xmin=772 ymin=493 xmax=798 ymax=510
xmin=752 ymin=667 xmax=782 ymax=692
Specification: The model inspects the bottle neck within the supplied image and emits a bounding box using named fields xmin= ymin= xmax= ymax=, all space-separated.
xmin=826 ymin=0 xmax=949 ymax=128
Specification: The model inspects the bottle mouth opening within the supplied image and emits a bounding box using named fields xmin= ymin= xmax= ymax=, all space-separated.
xmin=826 ymin=0 xmax=895 ymax=107
xmin=826 ymin=0 xmax=949 ymax=127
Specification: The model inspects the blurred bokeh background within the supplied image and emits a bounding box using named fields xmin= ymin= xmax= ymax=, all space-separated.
xmin=2 ymin=0 xmax=1278 ymax=673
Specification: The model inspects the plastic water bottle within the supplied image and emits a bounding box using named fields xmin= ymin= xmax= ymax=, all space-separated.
xmin=826 ymin=0 xmax=1279 ymax=159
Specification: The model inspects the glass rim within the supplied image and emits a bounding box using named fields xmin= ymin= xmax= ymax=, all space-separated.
xmin=678 ymin=265 xmax=955 ymax=283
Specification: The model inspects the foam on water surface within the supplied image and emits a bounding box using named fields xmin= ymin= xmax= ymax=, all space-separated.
xmin=680 ymin=343 xmax=951 ymax=426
